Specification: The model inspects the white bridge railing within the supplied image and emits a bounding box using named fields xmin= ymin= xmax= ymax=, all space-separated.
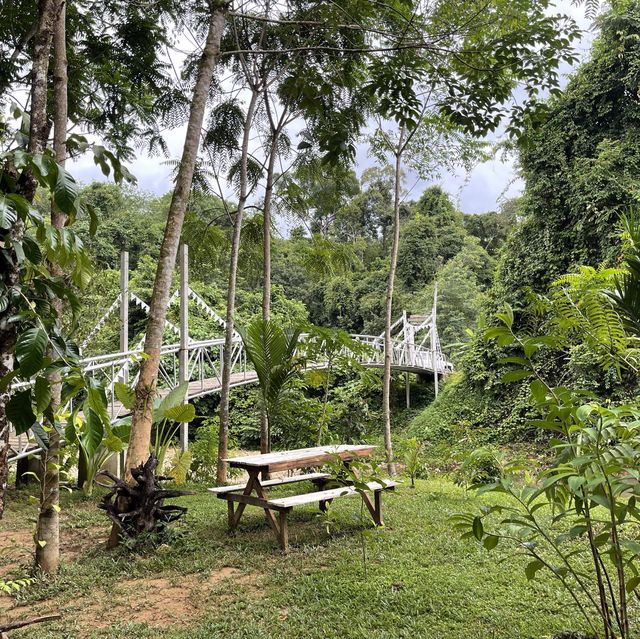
xmin=8 ymin=331 xmax=451 ymax=462
xmin=8 ymin=249 xmax=452 ymax=462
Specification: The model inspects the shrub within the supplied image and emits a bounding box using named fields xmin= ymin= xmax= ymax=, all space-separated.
xmin=453 ymin=446 xmax=503 ymax=488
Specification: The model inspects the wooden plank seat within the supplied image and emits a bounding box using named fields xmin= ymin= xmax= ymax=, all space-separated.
xmin=267 ymin=479 xmax=398 ymax=509
xmin=267 ymin=479 xmax=398 ymax=550
xmin=208 ymin=472 xmax=329 ymax=495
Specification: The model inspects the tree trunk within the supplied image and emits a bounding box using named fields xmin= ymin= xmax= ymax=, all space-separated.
xmin=259 ymin=126 xmax=279 ymax=457
xmin=35 ymin=0 xmax=67 ymax=574
xmin=125 ymin=6 xmax=226 ymax=479
xmin=216 ymin=88 xmax=259 ymax=485
xmin=0 ymin=0 xmax=57 ymax=519
xmin=382 ymin=131 xmax=405 ymax=476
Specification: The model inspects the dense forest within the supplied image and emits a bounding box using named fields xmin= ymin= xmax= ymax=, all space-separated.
xmin=414 ymin=7 xmax=640 ymax=446
xmin=71 ymin=177 xmax=506 ymax=453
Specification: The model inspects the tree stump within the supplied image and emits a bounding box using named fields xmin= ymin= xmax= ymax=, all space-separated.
xmin=97 ymin=454 xmax=190 ymax=546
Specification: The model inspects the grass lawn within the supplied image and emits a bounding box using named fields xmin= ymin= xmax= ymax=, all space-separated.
xmin=0 ymin=478 xmax=587 ymax=639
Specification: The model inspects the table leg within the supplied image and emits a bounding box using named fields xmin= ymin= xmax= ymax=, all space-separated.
xmin=374 ymin=489 xmax=383 ymax=526
xmin=361 ymin=490 xmax=383 ymax=526
xmin=227 ymin=499 xmax=236 ymax=531
xmin=319 ymin=498 xmax=333 ymax=513
xmin=229 ymin=470 xmax=258 ymax=529
xmin=254 ymin=478 xmax=281 ymax=537
xmin=278 ymin=510 xmax=289 ymax=553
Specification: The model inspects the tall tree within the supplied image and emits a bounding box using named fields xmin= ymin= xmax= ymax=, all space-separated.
xmin=125 ymin=2 xmax=229 ymax=479
xmin=0 ymin=0 xmax=58 ymax=520
xmin=216 ymin=85 xmax=260 ymax=485
xmin=363 ymin=0 xmax=579 ymax=472
xmin=34 ymin=0 xmax=68 ymax=574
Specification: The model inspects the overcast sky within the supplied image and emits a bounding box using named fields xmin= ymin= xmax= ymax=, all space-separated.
xmin=69 ymin=2 xmax=597 ymax=217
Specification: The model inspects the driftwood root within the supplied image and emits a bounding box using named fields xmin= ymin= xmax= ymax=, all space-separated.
xmin=97 ymin=454 xmax=191 ymax=540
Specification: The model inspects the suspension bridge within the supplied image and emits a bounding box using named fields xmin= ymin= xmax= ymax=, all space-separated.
xmin=8 ymin=247 xmax=452 ymax=463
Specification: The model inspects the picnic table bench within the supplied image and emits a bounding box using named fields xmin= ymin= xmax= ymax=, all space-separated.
xmin=209 ymin=445 xmax=397 ymax=551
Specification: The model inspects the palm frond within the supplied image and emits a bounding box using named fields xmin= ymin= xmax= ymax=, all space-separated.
xmin=239 ymin=319 xmax=303 ymax=427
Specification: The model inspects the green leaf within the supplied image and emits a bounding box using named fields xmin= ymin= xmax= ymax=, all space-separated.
xmin=31 ymin=153 xmax=58 ymax=188
xmin=114 ymin=381 xmax=135 ymax=411
xmin=525 ymin=559 xmax=545 ymax=581
xmin=6 ymin=389 xmax=36 ymax=435
xmin=86 ymin=203 xmax=99 ymax=236
xmin=483 ymin=534 xmax=499 ymax=550
xmin=53 ymin=166 xmax=79 ymax=214
xmin=496 ymin=304 xmax=514 ymax=329
xmin=65 ymin=411 xmax=79 ymax=445
xmin=472 ymin=516 xmax=484 ymax=540
xmin=15 ymin=328 xmax=48 ymax=377
xmin=530 ymin=379 xmax=548 ymax=403
xmin=163 ymin=403 xmax=195 ymax=423
xmin=33 ymin=376 xmax=52 ymax=415
xmin=497 ymin=356 xmax=528 ymax=366
xmin=157 ymin=382 xmax=188 ymax=419
xmin=86 ymin=382 xmax=110 ymax=428
xmin=81 ymin=409 xmax=104 ymax=458
xmin=21 ymin=236 xmax=42 ymax=265
xmin=501 ymin=369 xmax=533 ymax=383
xmin=0 ymin=195 xmax=18 ymax=229
xmin=31 ymin=422 xmax=50 ymax=450
xmin=103 ymin=433 xmax=124 ymax=452
xmin=626 ymin=576 xmax=640 ymax=593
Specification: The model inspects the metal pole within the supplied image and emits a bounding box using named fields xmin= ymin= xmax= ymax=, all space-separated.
xmin=117 ymin=251 xmax=129 ymax=478
xmin=405 ymin=371 xmax=410 ymax=408
xmin=119 ymin=251 xmax=129 ymax=368
xmin=179 ymin=244 xmax=189 ymax=452
xmin=432 ymin=282 xmax=439 ymax=398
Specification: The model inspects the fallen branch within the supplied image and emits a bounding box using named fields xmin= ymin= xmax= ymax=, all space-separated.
xmin=0 ymin=614 xmax=62 ymax=633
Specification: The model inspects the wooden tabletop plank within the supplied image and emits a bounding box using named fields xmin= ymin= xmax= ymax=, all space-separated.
xmin=223 ymin=444 xmax=376 ymax=472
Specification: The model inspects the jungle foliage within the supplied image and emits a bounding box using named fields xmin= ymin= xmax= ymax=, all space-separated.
xmin=412 ymin=4 xmax=640 ymax=446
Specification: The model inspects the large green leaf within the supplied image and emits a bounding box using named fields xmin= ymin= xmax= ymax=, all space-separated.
xmin=0 ymin=196 xmax=18 ymax=229
xmin=86 ymin=382 xmax=111 ymax=429
xmin=31 ymin=422 xmax=51 ymax=450
xmin=30 ymin=153 xmax=58 ymax=189
xmin=6 ymin=389 xmax=36 ymax=435
xmin=53 ymin=166 xmax=79 ymax=214
xmin=157 ymin=382 xmax=188 ymax=420
xmin=114 ymin=381 xmax=135 ymax=410
xmin=81 ymin=408 xmax=104 ymax=458
xmin=21 ymin=236 xmax=42 ymax=265
xmin=163 ymin=403 xmax=195 ymax=423
xmin=16 ymin=328 xmax=48 ymax=377
xmin=33 ymin=376 xmax=52 ymax=415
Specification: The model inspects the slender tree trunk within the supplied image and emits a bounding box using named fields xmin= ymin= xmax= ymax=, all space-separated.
xmin=34 ymin=0 xmax=67 ymax=574
xmin=0 ymin=0 xmax=57 ymax=519
xmin=382 ymin=131 xmax=405 ymax=476
xmin=258 ymin=128 xmax=279 ymax=457
xmin=216 ymin=89 xmax=259 ymax=485
xmin=125 ymin=5 xmax=226 ymax=481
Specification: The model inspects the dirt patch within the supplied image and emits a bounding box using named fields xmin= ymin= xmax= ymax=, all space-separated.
xmin=0 ymin=528 xmax=34 ymax=563
xmin=59 ymin=525 xmax=110 ymax=561
xmin=0 ymin=566 xmax=263 ymax=637
xmin=0 ymin=524 xmax=110 ymax=572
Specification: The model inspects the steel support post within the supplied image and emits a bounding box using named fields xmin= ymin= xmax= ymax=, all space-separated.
xmin=179 ymin=244 xmax=189 ymax=452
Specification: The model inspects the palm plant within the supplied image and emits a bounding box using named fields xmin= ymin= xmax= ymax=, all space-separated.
xmin=609 ymin=211 xmax=640 ymax=337
xmin=239 ymin=319 xmax=304 ymax=451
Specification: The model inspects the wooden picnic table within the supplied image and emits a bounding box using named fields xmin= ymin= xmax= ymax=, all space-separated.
xmin=209 ymin=445 xmax=397 ymax=552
